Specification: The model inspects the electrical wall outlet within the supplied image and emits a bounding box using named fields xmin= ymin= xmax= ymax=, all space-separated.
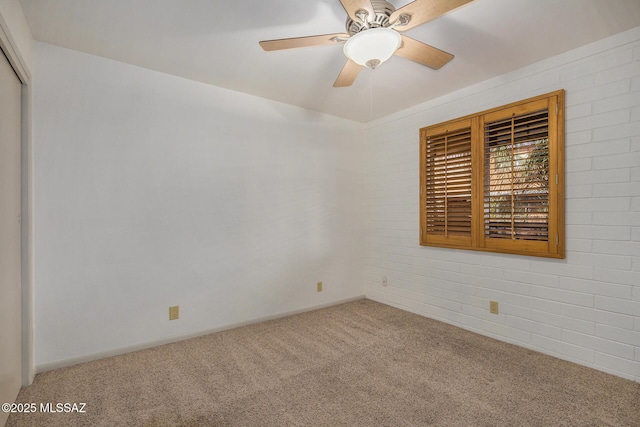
xmin=317 ymin=282 xmax=323 ymax=292
xmin=169 ymin=305 xmax=179 ymax=320
xmin=489 ymin=301 xmax=499 ymax=315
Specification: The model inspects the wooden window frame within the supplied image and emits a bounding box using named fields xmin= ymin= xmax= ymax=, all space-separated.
xmin=420 ymin=90 xmax=565 ymax=258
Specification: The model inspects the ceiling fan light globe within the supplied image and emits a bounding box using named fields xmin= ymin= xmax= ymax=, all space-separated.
xmin=343 ymin=28 xmax=401 ymax=68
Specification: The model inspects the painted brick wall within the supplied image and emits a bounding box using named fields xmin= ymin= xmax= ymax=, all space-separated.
xmin=363 ymin=27 xmax=640 ymax=382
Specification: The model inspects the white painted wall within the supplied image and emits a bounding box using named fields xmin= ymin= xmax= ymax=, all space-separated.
xmin=32 ymin=42 xmax=365 ymax=368
xmin=364 ymin=27 xmax=640 ymax=382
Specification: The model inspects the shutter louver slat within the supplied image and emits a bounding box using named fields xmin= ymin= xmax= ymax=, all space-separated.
xmin=484 ymin=108 xmax=550 ymax=241
xmin=425 ymin=127 xmax=472 ymax=238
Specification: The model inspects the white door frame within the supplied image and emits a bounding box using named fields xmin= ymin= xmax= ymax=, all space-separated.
xmin=0 ymin=10 xmax=34 ymax=386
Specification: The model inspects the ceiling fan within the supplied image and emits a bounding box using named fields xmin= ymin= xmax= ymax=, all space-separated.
xmin=259 ymin=0 xmax=473 ymax=87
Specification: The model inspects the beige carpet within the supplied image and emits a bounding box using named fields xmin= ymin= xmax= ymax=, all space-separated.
xmin=7 ymin=299 xmax=640 ymax=426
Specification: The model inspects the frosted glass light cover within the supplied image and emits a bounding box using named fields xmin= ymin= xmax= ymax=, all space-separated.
xmin=343 ymin=28 xmax=402 ymax=68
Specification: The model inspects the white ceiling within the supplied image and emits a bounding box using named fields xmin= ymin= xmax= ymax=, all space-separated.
xmin=18 ymin=0 xmax=640 ymax=122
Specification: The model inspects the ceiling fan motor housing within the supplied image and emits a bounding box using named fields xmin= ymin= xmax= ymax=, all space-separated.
xmin=346 ymin=0 xmax=396 ymax=35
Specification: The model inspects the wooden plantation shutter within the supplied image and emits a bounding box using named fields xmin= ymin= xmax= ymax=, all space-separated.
xmin=419 ymin=90 xmax=565 ymax=258
xmin=420 ymin=118 xmax=474 ymax=247
xmin=479 ymin=96 xmax=561 ymax=256
xmin=483 ymin=108 xmax=549 ymax=240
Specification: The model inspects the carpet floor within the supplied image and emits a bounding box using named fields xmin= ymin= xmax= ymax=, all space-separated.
xmin=7 ymin=299 xmax=640 ymax=426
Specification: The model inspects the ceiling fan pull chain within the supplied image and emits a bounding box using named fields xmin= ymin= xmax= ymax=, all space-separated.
xmin=370 ymin=67 xmax=375 ymax=121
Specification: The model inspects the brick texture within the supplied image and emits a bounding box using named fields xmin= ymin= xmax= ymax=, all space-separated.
xmin=364 ymin=28 xmax=640 ymax=382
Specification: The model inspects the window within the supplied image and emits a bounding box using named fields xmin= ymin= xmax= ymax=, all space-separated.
xmin=420 ymin=91 xmax=565 ymax=258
